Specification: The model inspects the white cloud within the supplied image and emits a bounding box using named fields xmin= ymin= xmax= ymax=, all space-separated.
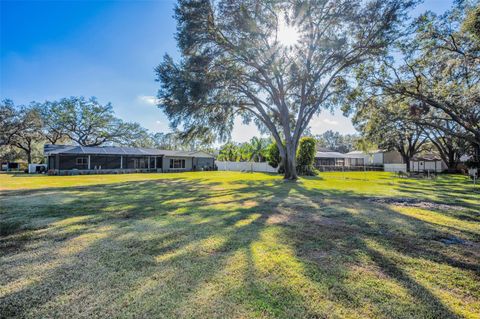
xmin=137 ymin=95 xmax=159 ymax=105
xmin=323 ymin=118 xmax=338 ymax=125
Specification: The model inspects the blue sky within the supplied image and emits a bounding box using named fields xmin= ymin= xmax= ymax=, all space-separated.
xmin=1 ymin=0 xmax=453 ymax=142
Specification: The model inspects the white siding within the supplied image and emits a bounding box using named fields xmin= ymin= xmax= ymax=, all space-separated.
xmin=162 ymin=156 xmax=192 ymax=171
xmin=410 ymin=160 xmax=445 ymax=172
xmin=354 ymin=153 xmax=384 ymax=165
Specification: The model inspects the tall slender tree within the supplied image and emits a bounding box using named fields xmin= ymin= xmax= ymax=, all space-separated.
xmin=248 ymin=137 xmax=269 ymax=162
xmin=156 ymin=0 xmax=416 ymax=179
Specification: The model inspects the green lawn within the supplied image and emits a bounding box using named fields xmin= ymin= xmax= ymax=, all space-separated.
xmin=0 ymin=171 xmax=479 ymax=318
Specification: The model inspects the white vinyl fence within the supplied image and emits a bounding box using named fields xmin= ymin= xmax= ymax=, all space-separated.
xmin=28 ymin=164 xmax=47 ymax=173
xmin=216 ymin=161 xmax=278 ymax=173
xmin=384 ymin=164 xmax=407 ymax=173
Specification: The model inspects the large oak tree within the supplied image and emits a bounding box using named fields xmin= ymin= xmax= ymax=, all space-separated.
xmin=156 ymin=0 xmax=416 ymax=179
xmin=351 ymin=96 xmax=427 ymax=172
xmin=349 ymin=2 xmax=480 ymax=161
xmin=46 ymin=97 xmax=148 ymax=147
xmin=0 ymin=102 xmax=44 ymax=164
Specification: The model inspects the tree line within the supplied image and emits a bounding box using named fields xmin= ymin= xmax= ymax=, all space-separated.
xmin=0 ymin=97 xmax=214 ymax=164
xmin=217 ymin=131 xmax=359 ymax=163
xmin=217 ymin=136 xmax=317 ymax=175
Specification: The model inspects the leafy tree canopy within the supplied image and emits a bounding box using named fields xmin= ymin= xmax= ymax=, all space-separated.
xmin=217 ymin=142 xmax=240 ymax=161
xmin=351 ymin=95 xmax=427 ymax=171
xmin=345 ymin=1 xmax=480 ymax=161
xmin=315 ymin=130 xmax=358 ymax=153
xmin=156 ymin=0 xmax=416 ymax=179
xmin=44 ymin=97 xmax=148 ymax=147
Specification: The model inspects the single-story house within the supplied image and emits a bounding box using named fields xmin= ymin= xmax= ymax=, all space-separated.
xmin=314 ymin=149 xmax=365 ymax=167
xmin=410 ymin=155 xmax=447 ymax=173
xmin=44 ymin=144 xmax=215 ymax=173
xmin=346 ymin=150 xmax=403 ymax=165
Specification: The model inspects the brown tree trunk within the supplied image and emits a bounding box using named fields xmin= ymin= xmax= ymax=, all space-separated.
xmin=401 ymin=155 xmax=411 ymax=172
xmin=446 ymin=151 xmax=457 ymax=172
xmin=283 ymin=139 xmax=298 ymax=180
xmin=276 ymin=142 xmax=298 ymax=180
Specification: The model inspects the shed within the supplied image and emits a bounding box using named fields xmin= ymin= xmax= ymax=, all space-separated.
xmin=410 ymin=155 xmax=446 ymax=173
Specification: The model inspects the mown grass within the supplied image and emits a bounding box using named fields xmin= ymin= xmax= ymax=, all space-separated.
xmin=0 ymin=171 xmax=479 ymax=318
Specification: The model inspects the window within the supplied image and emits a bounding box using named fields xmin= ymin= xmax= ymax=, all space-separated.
xmin=76 ymin=157 xmax=88 ymax=165
xmin=170 ymin=159 xmax=185 ymax=169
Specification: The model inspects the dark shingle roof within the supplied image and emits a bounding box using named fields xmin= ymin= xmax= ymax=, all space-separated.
xmin=44 ymin=145 xmax=214 ymax=158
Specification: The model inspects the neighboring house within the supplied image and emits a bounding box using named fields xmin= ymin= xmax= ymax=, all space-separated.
xmin=1 ymin=162 xmax=20 ymax=171
xmin=346 ymin=150 xmax=403 ymax=165
xmin=410 ymin=154 xmax=447 ymax=173
xmin=315 ymin=149 xmax=365 ymax=167
xmin=315 ymin=148 xmax=447 ymax=172
xmin=44 ymin=144 xmax=215 ymax=173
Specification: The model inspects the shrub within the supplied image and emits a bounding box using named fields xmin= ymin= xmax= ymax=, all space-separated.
xmin=47 ymin=169 xmax=56 ymax=176
xmin=465 ymin=159 xmax=480 ymax=169
xmin=266 ymin=142 xmax=281 ymax=169
xmin=296 ymin=137 xmax=317 ymax=176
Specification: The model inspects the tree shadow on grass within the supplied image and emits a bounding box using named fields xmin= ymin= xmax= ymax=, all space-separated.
xmin=280 ymin=182 xmax=479 ymax=318
xmin=1 ymin=175 xmax=478 ymax=318
xmin=394 ymin=176 xmax=479 ymax=209
xmin=0 ymin=177 xmax=294 ymax=317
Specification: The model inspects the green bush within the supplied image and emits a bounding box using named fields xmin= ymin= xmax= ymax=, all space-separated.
xmin=296 ymin=137 xmax=317 ymax=176
xmin=465 ymin=160 xmax=480 ymax=169
xmin=266 ymin=142 xmax=281 ymax=168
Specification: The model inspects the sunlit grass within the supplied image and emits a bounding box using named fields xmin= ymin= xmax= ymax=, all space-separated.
xmin=0 ymin=171 xmax=479 ymax=318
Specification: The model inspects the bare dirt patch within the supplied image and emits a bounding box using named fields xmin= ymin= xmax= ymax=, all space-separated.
xmin=368 ymin=197 xmax=465 ymax=211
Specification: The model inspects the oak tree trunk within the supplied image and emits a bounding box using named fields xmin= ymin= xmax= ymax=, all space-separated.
xmin=282 ymin=139 xmax=298 ymax=180
xmin=402 ymin=155 xmax=411 ymax=172
xmin=276 ymin=142 xmax=298 ymax=180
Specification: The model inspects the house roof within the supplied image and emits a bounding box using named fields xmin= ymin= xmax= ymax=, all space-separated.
xmin=315 ymin=151 xmax=363 ymax=158
xmin=347 ymin=150 xmax=383 ymax=155
xmin=44 ymin=144 xmax=215 ymax=158
xmin=411 ymin=154 xmax=442 ymax=161
xmin=315 ymin=150 xmax=366 ymax=159
xmin=316 ymin=147 xmax=335 ymax=152
xmin=316 ymin=151 xmax=348 ymax=159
